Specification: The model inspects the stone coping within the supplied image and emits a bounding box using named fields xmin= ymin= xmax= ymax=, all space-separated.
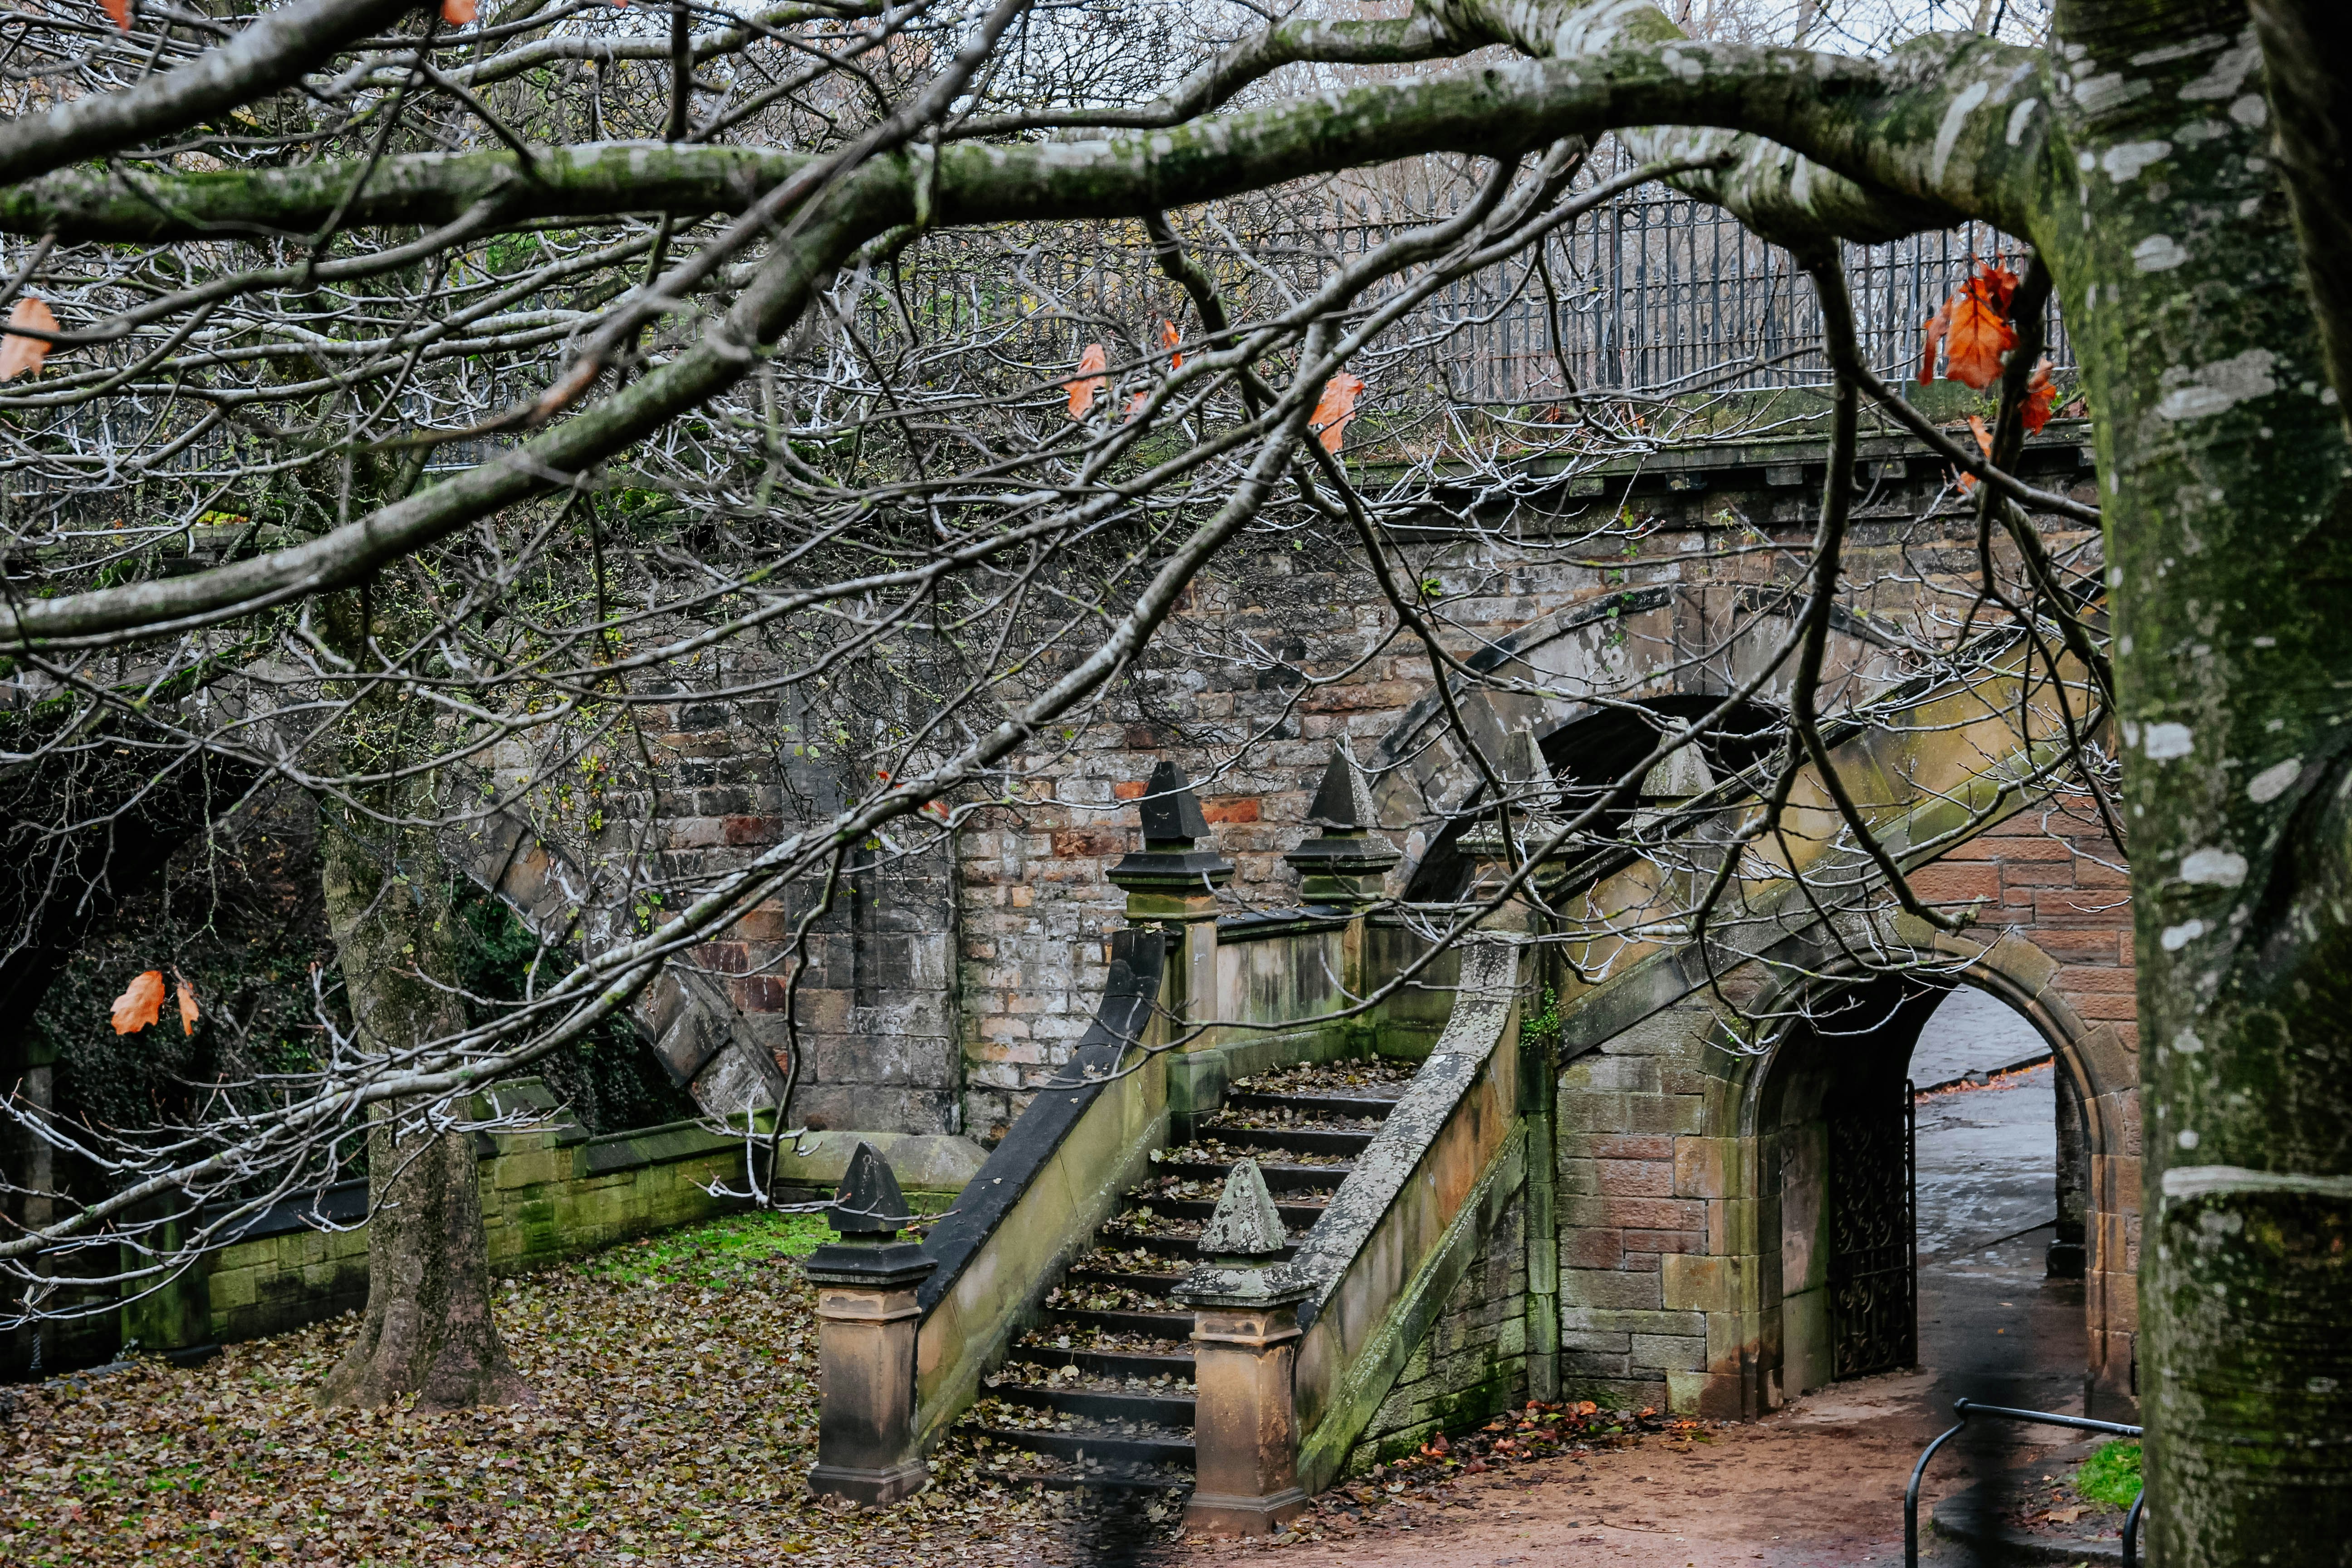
xmin=1358 ymin=416 xmax=2093 ymax=493
xmin=1216 ymin=907 xmax=1356 ymax=943
xmin=914 ymin=926 xmax=1169 ymax=1317
xmin=196 ymin=1108 xmax=744 ymax=1247
xmin=770 ymin=1130 xmax=988 ymax=1195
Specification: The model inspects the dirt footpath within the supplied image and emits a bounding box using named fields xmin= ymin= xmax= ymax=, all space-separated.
xmin=1165 ymin=1369 xmax=2093 ymax=1568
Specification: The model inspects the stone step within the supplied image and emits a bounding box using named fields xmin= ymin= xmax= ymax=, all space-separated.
xmin=975 ymin=1421 xmax=1197 ymax=1470
xmin=977 ymin=1464 xmax=1195 ymax=1494
xmin=1001 ymin=1344 xmax=1196 ymax=1382
xmin=1129 ymin=1195 xmax=1329 ymax=1229
xmin=1150 ymin=1157 xmax=1351 ymax=1192
xmin=1046 ymin=1306 xmax=1199 ymax=1338
xmin=1084 ymin=1234 xmax=1300 ymax=1266
xmin=1064 ymin=1265 xmax=1189 ymax=1294
xmin=989 ymin=1382 xmax=1196 ymax=1427
xmin=1224 ymin=1090 xmax=1402 ymax=1119
xmin=1191 ymin=1123 xmax=1378 ymax=1159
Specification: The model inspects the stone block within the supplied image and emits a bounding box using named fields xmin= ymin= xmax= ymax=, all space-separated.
xmin=1560 ymin=1227 xmax=1623 ymax=1269
xmin=1665 ymin=1369 xmax=1711 ymax=1415
xmin=1629 ymin=1334 xmax=1706 ymax=1374
xmin=1907 ymin=862 xmax=1998 ymax=903
xmin=1559 ymin=1258 xmax=1664 ymax=1305
xmin=1557 ymin=1305 xmax=1704 ymax=1339
xmin=1595 ymin=1159 xmax=1673 ymax=1196
xmin=1555 ymin=1089 xmax=1630 ymax=1132
xmin=1661 ymin=1254 xmax=1735 ymax=1313
xmin=1590 ymin=1133 xmax=1676 ymax=1161
xmin=1560 ymin=1348 xmax=1633 ymax=1379
xmin=1582 ymin=1055 xmax=1663 ymax=1093
xmin=1672 ymin=1137 xmax=1745 ymax=1200
xmin=1563 ymin=1193 xmax=1705 ymax=1232
xmin=1707 ymin=1197 xmax=1759 ymax=1256
xmin=1626 ymin=1095 xmax=1707 ymax=1136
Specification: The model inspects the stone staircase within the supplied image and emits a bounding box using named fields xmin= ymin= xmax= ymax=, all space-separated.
xmin=954 ymin=1056 xmax=1418 ymax=1493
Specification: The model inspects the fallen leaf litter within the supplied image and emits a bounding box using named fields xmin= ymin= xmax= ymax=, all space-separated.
xmin=0 ymin=1213 xmax=1124 ymax=1566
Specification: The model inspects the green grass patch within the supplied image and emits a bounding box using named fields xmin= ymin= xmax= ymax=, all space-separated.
xmin=2077 ymin=1440 xmax=2142 ymax=1509
xmin=590 ymin=1209 xmax=831 ymax=1287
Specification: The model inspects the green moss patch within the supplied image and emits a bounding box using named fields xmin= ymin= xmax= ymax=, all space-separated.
xmin=588 ymin=1208 xmax=831 ymax=1287
xmin=2077 ymin=1439 xmax=2143 ymax=1509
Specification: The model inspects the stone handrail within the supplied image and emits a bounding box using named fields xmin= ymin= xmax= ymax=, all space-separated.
xmin=909 ymin=926 xmax=1173 ymax=1443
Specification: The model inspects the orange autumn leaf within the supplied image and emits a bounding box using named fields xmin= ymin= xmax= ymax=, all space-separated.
xmin=98 ymin=0 xmax=129 ymax=30
xmin=1957 ymin=413 xmax=1995 ymax=493
xmin=1918 ymin=260 xmax=2023 ymax=390
xmin=2022 ymin=357 xmax=2057 ymax=434
xmin=1067 ymin=342 xmax=1106 ymax=419
xmin=1123 ymin=388 xmax=1150 ymax=422
xmin=1161 ymin=318 xmax=1182 ymax=372
xmin=0 ymin=296 xmax=58 ymax=382
xmin=440 ymin=0 xmax=476 ymax=22
xmin=1311 ymin=371 xmax=1366 ymax=453
xmin=1971 ymin=260 xmax=2021 ymax=315
xmin=1941 ymin=288 xmax=2016 ymax=390
xmin=176 ymin=972 xmax=200 ymax=1037
xmin=111 ymin=970 xmax=165 ymax=1036
xmin=1916 ymin=300 xmax=1948 ymax=386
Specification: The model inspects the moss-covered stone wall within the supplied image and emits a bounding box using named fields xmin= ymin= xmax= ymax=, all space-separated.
xmin=203 ymin=1116 xmax=750 ymax=1347
xmin=1343 ymin=1193 xmax=1531 ymax=1470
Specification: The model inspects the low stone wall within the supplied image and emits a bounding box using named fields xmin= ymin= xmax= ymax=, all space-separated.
xmin=100 ymin=1082 xmax=986 ymax=1367
xmin=205 ymin=1109 xmax=753 ymax=1347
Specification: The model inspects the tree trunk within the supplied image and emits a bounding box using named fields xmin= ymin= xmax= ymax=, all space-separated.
xmin=314 ymin=813 xmax=527 ymax=1410
xmin=2048 ymin=0 xmax=2352 ymax=1556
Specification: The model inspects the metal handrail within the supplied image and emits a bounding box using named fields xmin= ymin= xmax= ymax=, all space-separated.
xmin=1904 ymin=1397 xmax=2145 ymax=1568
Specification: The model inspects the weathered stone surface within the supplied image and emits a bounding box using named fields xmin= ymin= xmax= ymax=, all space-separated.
xmin=1139 ymin=759 xmax=1212 ymax=844
xmin=1305 ymin=740 xmax=1382 ymax=833
xmin=1199 ymin=1160 xmax=1287 ymax=1259
xmin=828 ymin=1141 xmax=914 ymax=1237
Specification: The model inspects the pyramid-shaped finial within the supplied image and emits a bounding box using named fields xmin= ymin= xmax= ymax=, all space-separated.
xmin=1639 ymin=745 xmax=1715 ymax=803
xmin=828 ymin=1141 xmax=914 ymax=1238
xmin=1287 ymin=740 xmax=1399 ymax=905
xmin=1138 ymin=758 xmax=1211 ymax=845
xmin=1497 ymin=725 xmax=1548 ymax=786
xmin=1305 ymin=741 xmax=1380 ymax=833
xmin=1197 ymin=1159 xmax=1287 ymax=1260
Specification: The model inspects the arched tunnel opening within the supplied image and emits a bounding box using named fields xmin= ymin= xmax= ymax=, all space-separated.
xmin=1768 ymin=974 xmax=2092 ymax=1414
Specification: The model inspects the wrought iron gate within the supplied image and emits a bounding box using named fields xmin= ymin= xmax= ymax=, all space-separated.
xmin=1828 ymin=1080 xmax=1917 ymax=1380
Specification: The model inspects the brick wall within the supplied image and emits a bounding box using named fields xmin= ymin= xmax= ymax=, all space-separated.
xmin=951 ymin=427 xmax=2104 ymax=1138
xmin=1554 ymin=1000 xmax=1720 ymax=1413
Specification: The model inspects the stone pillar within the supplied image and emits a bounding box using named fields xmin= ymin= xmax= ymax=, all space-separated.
xmin=806 ymin=1142 xmax=936 ymax=1505
xmin=1107 ymin=760 xmax=1234 ymax=1034
xmin=10 ymin=1035 xmax=53 ymax=1378
xmin=1284 ymin=741 xmax=1401 ymax=999
xmin=1173 ymin=1160 xmax=1310 ymax=1536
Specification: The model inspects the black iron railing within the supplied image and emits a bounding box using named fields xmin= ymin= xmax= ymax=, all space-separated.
xmin=1904 ymin=1398 xmax=2145 ymax=1568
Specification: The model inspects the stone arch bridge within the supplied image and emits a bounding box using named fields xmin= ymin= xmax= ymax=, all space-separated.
xmin=770 ymin=419 xmax=2132 ymax=1515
